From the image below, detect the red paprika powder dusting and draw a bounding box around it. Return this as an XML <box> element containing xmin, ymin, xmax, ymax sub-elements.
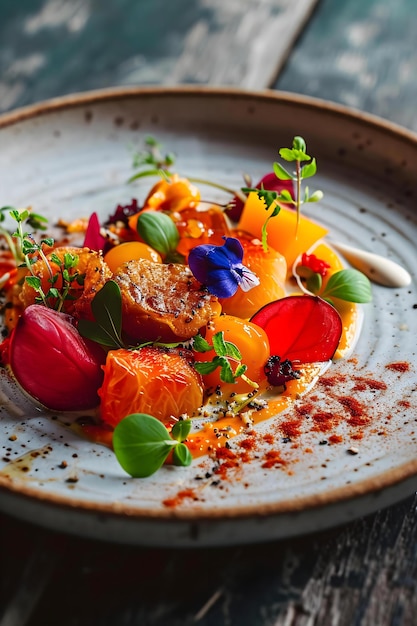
<box><xmin>163</xmin><ymin>488</ymin><xmax>198</xmax><ymax>508</ymax></box>
<box><xmin>262</xmin><ymin>450</ymin><xmax>286</xmax><ymax>469</ymax></box>
<box><xmin>386</xmin><ymin>361</ymin><xmax>410</xmax><ymax>372</ymax></box>
<box><xmin>281</xmin><ymin>419</ymin><xmax>303</xmax><ymax>438</ymax></box>
<box><xmin>328</xmin><ymin>434</ymin><xmax>343</xmax><ymax>444</ymax></box>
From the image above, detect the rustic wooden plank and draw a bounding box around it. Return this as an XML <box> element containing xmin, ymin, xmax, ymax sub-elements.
<box><xmin>4</xmin><ymin>494</ymin><xmax>411</xmax><ymax>625</ymax></box>
<box><xmin>275</xmin><ymin>0</ymin><xmax>417</xmax><ymax>132</ymax></box>
<box><xmin>161</xmin><ymin>0</ymin><xmax>320</xmax><ymax>89</ymax></box>
<box><xmin>0</xmin><ymin>0</ymin><xmax>318</xmax><ymax>113</ymax></box>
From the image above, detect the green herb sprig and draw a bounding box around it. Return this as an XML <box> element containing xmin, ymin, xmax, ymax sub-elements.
<box><xmin>129</xmin><ymin>136</ymin><xmax>176</xmax><ymax>182</ymax></box>
<box><xmin>243</xmin><ymin>136</ymin><xmax>323</xmax><ymax>251</ymax></box>
<box><xmin>193</xmin><ymin>332</ymin><xmax>258</xmax><ymax>388</ymax></box>
<box><xmin>113</xmin><ymin>413</ymin><xmax>192</xmax><ymax>477</ymax></box>
<box><xmin>295</xmin><ymin>265</ymin><xmax>372</xmax><ymax>304</ymax></box>
<box><xmin>129</xmin><ymin>137</ymin><xmax>247</xmax><ymax>204</ymax></box>
<box><xmin>7</xmin><ymin>208</ymin><xmax>82</xmax><ymax>312</ymax></box>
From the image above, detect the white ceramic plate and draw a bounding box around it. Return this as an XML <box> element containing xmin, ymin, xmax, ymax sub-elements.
<box><xmin>0</xmin><ymin>87</ymin><xmax>416</xmax><ymax>547</ymax></box>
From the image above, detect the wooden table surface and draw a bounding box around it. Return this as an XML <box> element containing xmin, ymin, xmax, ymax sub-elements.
<box><xmin>1</xmin><ymin>1</ymin><xmax>417</xmax><ymax>625</ymax></box>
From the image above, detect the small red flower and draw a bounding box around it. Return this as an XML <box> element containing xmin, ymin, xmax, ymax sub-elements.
<box><xmin>300</xmin><ymin>252</ymin><xmax>330</xmax><ymax>277</ymax></box>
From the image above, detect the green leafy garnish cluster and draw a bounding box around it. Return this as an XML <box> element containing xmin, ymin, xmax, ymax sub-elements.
<box><xmin>1</xmin><ymin>207</ymin><xmax>83</xmax><ymax>312</ymax></box>
<box><xmin>193</xmin><ymin>332</ymin><xmax>258</xmax><ymax>388</ymax></box>
<box><xmin>113</xmin><ymin>413</ymin><xmax>192</xmax><ymax>477</ymax></box>
<box><xmin>243</xmin><ymin>136</ymin><xmax>323</xmax><ymax>251</ymax></box>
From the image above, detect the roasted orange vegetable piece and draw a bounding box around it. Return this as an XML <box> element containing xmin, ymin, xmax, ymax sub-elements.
<box><xmin>142</xmin><ymin>174</ymin><xmax>200</xmax><ymax>213</ymax></box>
<box><xmin>174</xmin><ymin>206</ymin><xmax>231</xmax><ymax>260</ymax></box>
<box><xmin>220</xmin><ymin>233</ymin><xmax>287</xmax><ymax>318</ymax></box>
<box><xmin>114</xmin><ymin>258</ymin><xmax>221</xmax><ymax>342</ymax></box>
<box><xmin>98</xmin><ymin>347</ymin><xmax>204</xmax><ymax>427</ymax></box>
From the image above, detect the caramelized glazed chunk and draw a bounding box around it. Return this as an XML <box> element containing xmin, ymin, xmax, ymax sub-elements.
<box><xmin>114</xmin><ymin>258</ymin><xmax>221</xmax><ymax>342</ymax></box>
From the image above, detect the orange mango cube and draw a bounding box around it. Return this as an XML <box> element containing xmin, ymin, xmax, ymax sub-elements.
<box><xmin>237</xmin><ymin>192</ymin><xmax>328</xmax><ymax>268</ymax></box>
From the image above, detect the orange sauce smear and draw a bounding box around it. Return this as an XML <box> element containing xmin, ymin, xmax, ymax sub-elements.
<box><xmin>187</xmin><ymin>364</ymin><xmax>325</xmax><ymax>458</ymax></box>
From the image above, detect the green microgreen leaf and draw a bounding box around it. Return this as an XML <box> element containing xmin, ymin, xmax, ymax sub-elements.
<box><xmin>129</xmin><ymin>136</ymin><xmax>176</xmax><ymax>183</ymax></box>
<box><xmin>273</xmin><ymin>161</ymin><xmax>293</xmax><ymax>180</ymax></box>
<box><xmin>301</xmin><ymin>158</ymin><xmax>317</xmax><ymax>179</ymax></box>
<box><xmin>173</xmin><ymin>443</ymin><xmax>192</xmax><ymax>467</ymax></box>
<box><xmin>322</xmin><ymin>269</ymin><xmax>372</xmax><ymax>303</ymax></box>
<box><xmin>218</xmin><ymin>357</ymin><xmax>236</xmax><ymax>383</ymax></box>
<box><xmin>25</xmin><ymin>276</ymin><xmax>42</xmax><ymax>290</ymax></box>
<box><xmin>193</xmin><ymin>359</ymin><xmax>221</xmax><ymax>376</ymax></box>
<box><xmin>292</xmin><ymin>136</ymin><xmax>307</xmax><ymax>153</ymax></box>
<box><xmin>46</xmin><ymin>287</ymin><xmax>61</xmax><ymax>299</ymax></box>
<box><xmin>308</xmin><ymin>190</ymin><xmax>324</xmax><ymax>203</ymax></box>
<box><xmin>136</xmin><ymin>211</ymin><xmax>179</xmax><ymax>256</ymax></box>
<box><xmin>50</xmin><ymin>253</ymin><xmax>62</xmax><ymax>267</ymax></box>
<box><xmin>276</xmin><ymin>189</ymin><xmax>293</xmax><ymax>203</ymax></box>
<box><xmin>234</xmin><ymin>363</ymin><xmax>248</xmax><ymax>379</ymax></box>
<box><xmin>192</xmin><ymin>334</ymin><xmax>213</xmax><ymax>353</ymax></box>
<box><xmin>306</xmin><ymin>272</ymin><xmax>322</xmax><ymax>293</ymax></box>
<box><xmin>27</xmin><ymin>212</ymin><xmax>48</xmax><ymax>231</ymax></box>
<box><xmin>4</xmin><ymin>207</ymin><xmax>81</xmax><ymax>310</ymax></box>
<box><xmin>171</xmin><ymin>420</ymin><xmax>192</xmax><ymax>442</ymax></box>
<box><xmin>113</xmin><ymin>413</ymin><xmax>177</xmax><ymax>478</ymax></box>
<box><xmin>212</xmin><ymin>331</ymin><xmax>242</xmax><ymax>360</ymax></box>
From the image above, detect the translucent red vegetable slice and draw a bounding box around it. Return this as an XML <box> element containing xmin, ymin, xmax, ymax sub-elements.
<box><xmin>250</xmin><ymin>295</ymin><xmax>342</xmax><ymax>363</ymax></box>
<box><xmin>9</xmin><ymin>305</ymin><xmax>105</xmax><ymax>411</ymax></box>
<box><xmin>83</xmin><ymin>212</ymin><xmax>106</xmax><ymax>251</ymax></box>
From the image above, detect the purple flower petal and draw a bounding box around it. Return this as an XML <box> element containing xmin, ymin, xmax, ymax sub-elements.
<box><xmin>188</xmin><ymin>236</ymin><xmax>258</xmax><ymax>299</ymax></box>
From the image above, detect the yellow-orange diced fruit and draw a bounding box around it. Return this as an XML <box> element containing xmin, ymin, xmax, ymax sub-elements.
<box><xmin>237</xmin><ymin>192</ymin><xmax>328</xmax><ymax>269</ymax></box>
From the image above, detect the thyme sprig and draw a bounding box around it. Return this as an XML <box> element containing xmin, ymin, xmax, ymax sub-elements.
<box><xmin>0</xmin><ymin>205</ymin><xmax>48</xmax><ymax>265</ymax></box>
<box><xmin>7</xmin><ymin>208</ymin><xmax>83</xmax><ymax>312</ymax></box>
<box><xmin>129</xmin><ymin>136</ymin><xmax>246</xmax><ymax>203</ymax></box>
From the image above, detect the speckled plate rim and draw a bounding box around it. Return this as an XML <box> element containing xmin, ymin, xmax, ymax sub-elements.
<box><xmin>0</xmin><ymin>86</ymin><xmax>416</xmax><ymax>537</ymax></box>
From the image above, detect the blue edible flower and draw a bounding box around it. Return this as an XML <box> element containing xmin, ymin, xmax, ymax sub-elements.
<box><xmin>188</xmin><ymin>237</ymin><xmax>259</xmax><ymax>298</ymax></box>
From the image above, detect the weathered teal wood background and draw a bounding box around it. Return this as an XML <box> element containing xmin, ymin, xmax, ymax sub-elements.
<box><xmin>276</xmin><ymin>0</ymin><xmax>417</xmax><ymax>130</ymax></box>
<box><xmin>0</xmin><ymin>0</ymin><xmax>317</xmax><ymax>111</ymax></box>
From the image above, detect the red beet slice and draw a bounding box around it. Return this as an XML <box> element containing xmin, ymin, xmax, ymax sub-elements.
<box><xmin>250</xmin><ymin>295</ymin><xmax>342</xmax><ymax>363</ymax></box>
<box><xmin>9</xmin><ymin>305</ymin><xmax>105</xmax><ymax>411</ymax></box>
